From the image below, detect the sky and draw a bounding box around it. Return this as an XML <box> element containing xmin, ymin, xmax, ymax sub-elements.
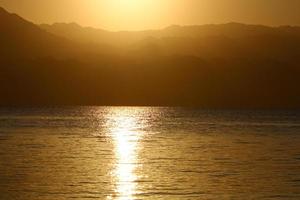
<box><xmin>1</xmin><ymin>0</ymin><xmax>300</xmax><ymax>31</ymax></box>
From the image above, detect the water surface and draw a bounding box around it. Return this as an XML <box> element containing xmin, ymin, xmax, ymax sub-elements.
<box><xmin>0</xmin><ymin>107</ymin><xmax>299</xmax><ymax>199</ymax></box>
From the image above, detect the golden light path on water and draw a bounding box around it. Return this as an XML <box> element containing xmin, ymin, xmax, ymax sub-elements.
<box><xmin>105</xmin><ymin>108</ymin><xmax>146</xmax><ymax>200</ymax></box>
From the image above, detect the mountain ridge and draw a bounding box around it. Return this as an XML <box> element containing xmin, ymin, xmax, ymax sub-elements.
<box><xmin>0</xmin><ymin>6</ymin><xmax>300</xmax><ymax>108</ymax></box>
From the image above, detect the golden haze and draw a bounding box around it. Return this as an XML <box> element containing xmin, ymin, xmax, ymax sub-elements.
<box><xmin>1</xmin><ymin>0</ymin><xmax>300</xmax><ymax>30</ymax></box>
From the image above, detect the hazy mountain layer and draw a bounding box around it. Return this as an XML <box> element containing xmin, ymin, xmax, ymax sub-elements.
<box><xmin>1</xmin><ymin>7</ymin><xmax>300</xmax><ymax>108</ymax></box>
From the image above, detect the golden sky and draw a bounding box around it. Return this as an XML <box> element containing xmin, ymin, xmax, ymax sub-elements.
<box><xmin>1</xmin><ymin>0</ymin><xmax>300</xmax><ymax>31</ymax></box>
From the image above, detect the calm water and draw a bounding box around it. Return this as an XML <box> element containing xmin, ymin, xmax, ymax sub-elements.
<box><xmin>0</xmin><ymin>107</ymin><xmax>299</xmax><ymax>200</ymax></box>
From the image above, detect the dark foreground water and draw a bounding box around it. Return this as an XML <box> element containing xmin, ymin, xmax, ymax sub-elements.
<box><xmin>0</xmin><ymin>107</ymin><xmax>299</xmax><ymax>200</ymax></box>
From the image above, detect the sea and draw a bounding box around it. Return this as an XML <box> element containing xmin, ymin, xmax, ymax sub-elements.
<box><xmin>0</xmin><ymin>107</ymin><xmax>299</xmax><ymax>200</ymax></box>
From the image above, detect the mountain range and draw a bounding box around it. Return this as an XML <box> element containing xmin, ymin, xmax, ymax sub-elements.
<box><xmin>1</xmin><ymin>7</ymin><xmax>300</xmax><ymax>108</ymax></box>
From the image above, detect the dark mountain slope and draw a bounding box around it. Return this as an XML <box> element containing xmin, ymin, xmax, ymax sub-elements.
<box><xmin>0</xmin><ymin>7</ymin><xmax>114</xmax><ymax>61</ymax></box>
<box><xmin>0</xmin><ymin>8</ymin><xmax>78</xmax><ymax>60</ymax></box>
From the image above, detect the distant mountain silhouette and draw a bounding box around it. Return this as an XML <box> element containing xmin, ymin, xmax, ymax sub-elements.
<box><xmin>41</xmin><ymin>21</ymin><xmax>300</xmax><ymax>62</ymax></box>
<box><xmin>0</xmin><ymin>8</ymin><xmax>78</xmax><ymax>60</ymax></box>
<box><xmin>1</xmin><ymin>7</ymin><xmax>300</xmax><ymax>108</ymax></box>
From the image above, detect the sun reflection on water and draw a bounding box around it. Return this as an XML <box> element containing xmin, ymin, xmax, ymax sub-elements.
<box><xmin>105</xmin><ymin>108</ymin><xmax>145</xmax><ymax>200</ymax></box>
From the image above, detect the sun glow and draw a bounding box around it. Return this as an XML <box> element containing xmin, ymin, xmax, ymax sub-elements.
<box><xmin>98</xmin><ymin>0</ymin><xmax>166</xmax><ymax>30</ymax></box>
<box><xmin>107</xmin><ymin>0</ymin><xmax>155</xmax><ymax>13</ymax></box>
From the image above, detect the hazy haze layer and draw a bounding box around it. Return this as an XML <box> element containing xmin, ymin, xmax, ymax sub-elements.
<box><xmin>1</xmin><ymin>0</ymin><xmax>300</xmax><ymax>31</ymax></box>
